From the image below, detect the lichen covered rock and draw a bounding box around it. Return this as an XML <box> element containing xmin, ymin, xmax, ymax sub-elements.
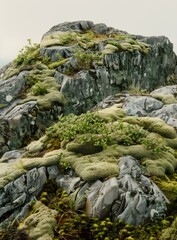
<box><xmin>18</xmin><ymin>201</ymin><xmax>57</xmax><ymax>240</ymax></box>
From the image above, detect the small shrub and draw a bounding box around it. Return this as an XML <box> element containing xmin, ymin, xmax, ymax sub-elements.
<box><xmin>13</xmin><ymin>39</ymin><xmax>51</xmax><ymax>67</ymax></box>
<box><xmin>74</xmin><ymin>49</ymin><xmax>101</xmax><ymax>70</ymax></box>
<box><xmin>59</xmin><ymin>32</ymin><xmax>78</xmax><ymax>45</ymax></box>
<box><xmin>112</xmin><ymin>122</ymin><xmax>148</xmax><ymax>145</ymax></box>
<box><xmin>30</xmin><ymin>82</ymin><xmax>48</xmax><ymax>96</ymax></box>
<box><xmin>46</xmin><ymin>112</ymin><xmax>110</xmax><ymax>149</ymax></box>
<box><xmin>143</xmin><ymin>138</ymin><xmax>170</xmax><ymax>153</ymax></box>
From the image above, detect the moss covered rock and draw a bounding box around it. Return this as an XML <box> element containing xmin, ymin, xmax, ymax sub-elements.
<box><xmin>66</xmin><ymin>134</ymin><xmax>103</xmax><ymax>155</ymax></box>
<box><xmin>78</xmin><ymin>162</ymin><xmax>118</xmax><ymax>182</ymax></box>
<box><xmin>123</xmin><ymin>116</ymin><xmax>177</xmax><ymax>139</ymax></box>
<box><xmin>18</xmin><ymin>201</ymin><xmax>57</xmax><ymax>240</ymax></box>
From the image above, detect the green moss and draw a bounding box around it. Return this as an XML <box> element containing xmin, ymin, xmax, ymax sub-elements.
<box><xmin>78</xmin><ymin>162</ymin><xmax>118</xmax><ymax>182</ymax></box>
<box><xmin>74</xmin><ymin>49</ymin><xmax>101</xmax><ymax>70</ymax></box>
<box><xmin>0</xmin><ymin>103</ymin><xmax>8</xmax><ymax>109</ymax></box>
<box><xmin>18</xmin><ymin>201</ymin><xmax>57</xmax><ymax>239</ymax></box>
<box><xmin>114</xmin><ymin>144</ymin><xmax>153</xmax><ymax>160</ymax></box>
<box><xmin>142</xmin><ymin>150</ymin><xmax>177</xmax><ymax>178</ymax></box>
<box><xmin>30</xmin><ymin>82</ymin><xmax>48</xmax><ymax>96</ymax></box>
<box><xmin>123</xmin><ymin>116</ymin><xmax>177</xmax><ymax>139</ymax></box>
<box><xmin>151</xmin><ymin>93</ymin><xmax>177</xmax><ymax>104</ymax></box>
<box><xmin>160</xmin><ymin>217</ymin><xmax>177</xmax><ymax>240</ymax></box>
<box><xmin>37</xmin><ymin>90</ymin><xmax>65</xmax><ymax>110</ymax></box>
<box><xmin>48</xmin><ymin>58</ymin><xmax>69</xmax><ymax>69</ymax></box>
<box><xmin>97</xmin><ymin>104</ymin><xmax>126</xmax><ymax>122</ymax></box>
<box><xmin>131</xmin><ymin>44</ymin><xmax>142</xmax><ymax>51</ymax></box>
<box><xmin>21</xmin><ymin>154</ymin><xmax>60</xmax><ymax>170</ymax></box>
<box><xmin>3</xmin><ymin>67</ymin><xmax>20</xmax><ymax>80</ymax></box>
<box><xmin>156</xmin><ymin>179</ymin><xmax>177</xmax><ymax>203</ymax></box>
<box><xmin>165</xmin><ymin>137</ymin><xmax>177</xmax><ymax>149</ymax></box>
<box><xmin>66</xmin><ymin>134</ymin><xmax>103</xmax><ymax>155</ymax></box>
<box><xmin>26</xmin><ymin>136</ymin><xmax>47</xmax><ymax>153</ymax></box>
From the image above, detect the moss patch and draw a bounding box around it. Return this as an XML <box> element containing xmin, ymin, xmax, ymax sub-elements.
<box><xmin>97</xmin><ymin>104</ymin><xmax>126</xmax><ymax>122</ymax></box>
<box><xmin>123</xmin><ymin>116</ymin><xmax>177</xmax><ymax>139</ymax></box>
<box><xmin>66</xmin><ymin>134</ymin><xmax>103</xmax><ymax>155</ymax></box>
<box><xmin>151</xmin><ymin>93</ymin><xmax>177</xmax><ymax>104</ymax></box>
<box><xmin>18</xmin><ymin>201</ymin><xmax>57</xmax><ymax>240</ymax></box>
<box><xmin>78</xmin><ymin>162</ymin><xmax>118</xmax><ymax>182</ymax></box>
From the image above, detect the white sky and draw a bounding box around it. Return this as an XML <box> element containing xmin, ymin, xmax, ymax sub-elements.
<box><xmin>0</xmin><ymin>0</ymin><xmax>177</xmax><ymax>67</ymax></box>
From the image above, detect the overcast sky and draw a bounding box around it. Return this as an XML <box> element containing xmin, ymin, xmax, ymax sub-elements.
<box><xmin>0</xmin><ymin>0</ymin><xmax>177</xmax><ymax>67</ymax></box>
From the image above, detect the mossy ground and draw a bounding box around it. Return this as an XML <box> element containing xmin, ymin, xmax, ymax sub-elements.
<box><xmin>1</xmin><ymin>181</ymin><xmax>175</xmax><ymax>240</ymax></box>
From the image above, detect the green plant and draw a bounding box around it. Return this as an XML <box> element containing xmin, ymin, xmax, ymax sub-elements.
<box><xmin>59</xmin><ymin>32</ymin><xmax>78</xmax><ymax>45</ymax></box>
<box><xmin>13</xmin><ymin>39</ymin><xmax>51</xmax><ymax>67</ymax></box>
<box><xmin>30</xmin><ymin>82</ymin><xmax>48</xmax><ymax>96</ymax></box>
<box><xmin>143</xmin><ymin>138</ymin><xmax>170</xmax><ymax>153</ymax></box>
<box><xmin>74</xmin><ymin>49</ymin><xmax>101</xmax><ymax>70</ymax></box>
<box><xmin>46</xmin><ymin>112</ymin><xmax>110</xmax><ymax>149</ymax></box>
<box><xmin>59</xmin><ymin>159</ymin><xmax>71</xmax><ymax>173</ymax></box>
<box><xmin>112</xmin><ymin>122</ymin><xmax>148</xmax><ymax>146</ymax></box>
<box><xmin>48</xmin><ymin>58</ymin><xmax>68</xmax><ymax>69</ymax></box>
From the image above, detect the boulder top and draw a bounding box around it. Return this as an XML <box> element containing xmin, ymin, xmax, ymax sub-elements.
<box><xmin>43</xmin><ymin>20</ymin><xmax>127</xmax><ymax>37</ymax></box>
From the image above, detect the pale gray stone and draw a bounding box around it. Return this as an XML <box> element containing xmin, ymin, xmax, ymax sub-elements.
<box><xmin>92</xmin><ymin>177</ymin><xmax>119</xmax><ymax>219</ymax></box>
<box><xmin>47</xmin><ymin>165</ymin><xmax>60</xmax><ymax>179</ymax></box>
<box><xmin>122</xmin><ymin>96</ymin><xmax>164</xmax><ymax>116</ymax></box>
<box><xmin>57</xmin><ymin>176</ymin><xmax>81</xmax><ymax>193</ymax></box>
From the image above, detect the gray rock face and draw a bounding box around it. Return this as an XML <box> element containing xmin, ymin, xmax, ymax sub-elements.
<box><xmin>52</xmin><ymin>38</ymin><xmax>176</xmax><ymax>114</ymax></box>
<box><xmin>57</xmin><ymin>156</ymin><xmax>168</xmax><ymax>226</ymax></box>
<box><xmin>150</xmin><ymin>103</ymin><xmax>177</xmax><ymax>129</ymax></box>
<box><xmin>0</xmin><ymin>71</ymin><xmax>27</xmax><ymax>105</ymax></box>
<box><xmin>0</xmin><ymin>63</ymin><xmax>64</xmax><ymax>157</ymax></box>
<box><xmin>0</xmin><ymin>161</ymin><xmax>60</xmax><ymax>226</ymax></box>
<box><xmin>55</xmin><ymin>69</ymin><xmax>110</xmax><ymax>114</ymax></box>
<box><xmin>123</xmin><ymin>96</ymin><xmax>164</xmax><ymax>116</ymax></box>
<box><xmin>44</xmin><ymin>21</ymin><xmax>95</xmax><ymax>35</ymax></box>
<box><xmin>112</xmin><ymin>156</ymin><xmax>168</xmax><ymax>225</ymax></box>
<box><xmin>38</xmin><ymin>21</ymin><xmax>177</xmax><ymax>114</ymax></box>
<box><xmin>0</xmin><ymin>21</ymin><xmax>176</xmax><ymax>229</ymax></box>
<box><xmin>40</xmin><ymin>46</ymin><xmax>76</xmax><ymax>62</ymax></box>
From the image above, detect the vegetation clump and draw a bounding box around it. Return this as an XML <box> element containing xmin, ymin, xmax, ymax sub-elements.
<box><xmin>30</xmin><ymin>82</ymin><xmax>48</xmax><ymax>96</ymax></box>
<box><xmin>4</xmin><ymin>180</ymin><xmax>172</xmax><ymax>240</ymax></box>
<box><xmin>74</xmin><ymin>49</ymin><xmax>102</xmax><ymax>70</ymax></box>
<box><xmin>46</xmin><ymin>112</ymin><xmax>111</xmax><ymax>149</ymax></box>
<box><xmin>13</xmin><ymin>39</ymin><xmax>50</xmax><ymax>67</ymax></box>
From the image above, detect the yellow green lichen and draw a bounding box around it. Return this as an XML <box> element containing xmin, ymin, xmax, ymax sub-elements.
<box><xmin>123</xmin><ymin>116</ymin><xmax>176</xmax><ymax>139</ymax></box>
<box><xmin>78</xmin><ymin>162</ymin><xmax>118</xmax><ymax>182</ymax></box>
<box><xmin>18</xmin><ymin>201</ymin><xmax>57</xmax><ymax>240</ymax></box>
<box><xmin>48</xmin><ymin>58</ymin><xmax>69</xmax><ymax>69</ymax></box>
<box><xmin>97</xmin><ymin>104</ymin><xmax>126</xmax><ymax>122</ymax></box>
<box><xmin>3</xmin><ymin>67</ymin><xmax>20</xmax><ymax>80</ymax></box>
<box><xmin>151</xmin><ymin>93</ymin><xmax>177</xmax><ymax>104</ymax></box>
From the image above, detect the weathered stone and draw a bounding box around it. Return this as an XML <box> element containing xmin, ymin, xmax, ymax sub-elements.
<box><xmin>85</xmin><ymin>180</ymin><xmax>102</xmax><ymax>217</ymax></box>
<box><xmin>40</xmin><ymin>45</ymin><xmax>76</xmax><ymax>61</ymax></box>
<box><xmin>122</xmin><ymin>96</ymin><xmax>164</xmax><ymax>116</ymax></box>
<box><xmin>0</xmin><ymin>150</ymin><xmax>25</xmax><ymax>163</ymax></box>
<box><xmin>150</xmin><ymin>103</ymin><xmax>177</xmax><ymax>129</ymax></box>
<box><xmin>111</xmin><ymin>156</ymin><xmax>168</xmax><ymax>225</ymax></box>
<box><xmin>57</xmin><ymin>176</ymin><xmax>81</xmax><ymax>194</ymax></box>
<box><xmin>47</xmin><ymin>165</ymin><xmax>60</xmax><ymax>179</ymax></box>
<box><xmin>0</xmin><ymin>100</ymin><xmax>63</xmax><ymax>157</ymax></box>
<box><xmin>0</xmin><ymin>71</ymin><xmax>27</xmax><ymax>105</ymax></box>
<box><xmin>92</xmin><ymin>177</ymin><xmax>119</xmax><ymax>219</ymax></box>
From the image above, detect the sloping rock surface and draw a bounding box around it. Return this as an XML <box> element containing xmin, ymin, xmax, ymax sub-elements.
<box><xmin>0</xmin><ymin>21</ymin><xmax>177</xmax><ymax>238</ymax></box>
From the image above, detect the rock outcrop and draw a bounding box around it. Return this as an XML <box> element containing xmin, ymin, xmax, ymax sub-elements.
<box><xmin>0</xmin><ymin>20</ymin><xmax>177</xmax><ymax>239</ymax></box>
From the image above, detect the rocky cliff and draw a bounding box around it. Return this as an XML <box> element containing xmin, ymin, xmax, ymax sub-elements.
<box><xmin>0</xmin><ymin>21</ymin><xmax>177</xmax><ymax>240</ymax></box>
